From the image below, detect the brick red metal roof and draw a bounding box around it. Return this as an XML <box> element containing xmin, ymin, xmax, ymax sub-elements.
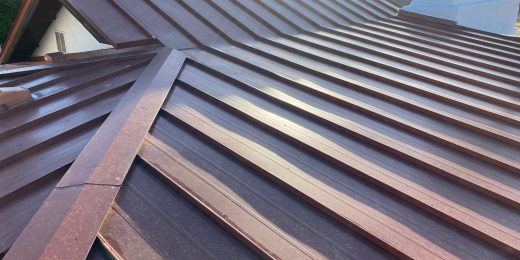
<box><xmin>2</xmin><ymin>0</ymin><xmax>520</xmax><ymax>259</ymax></box>
<box><xmin>0</xmin><ymin>47</ymin><xmax>155</xmax><ymax>257</ymax></box>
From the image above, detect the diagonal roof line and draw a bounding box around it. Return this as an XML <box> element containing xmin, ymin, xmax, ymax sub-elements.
<box><xmin>4</xmin><ymin>47</ymin><xmax>186</xmax><ymax>260</ymax></box>
<box><xmin>0</xmin><ymin>44</ymin><xmax>160</xmax><ymax>78</ymax></box>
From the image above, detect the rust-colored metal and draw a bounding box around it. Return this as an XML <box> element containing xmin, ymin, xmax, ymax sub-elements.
<box><xmin>2</xmin><ymin>0</ymin><xmax>520</xmax><ymax>259</ymax></box>
<box><xmin>4</xmin><ymin>48</ymin><xmax>186</xmax><ymax>259</ymax></box>
<box><xmin>0</xmin><ymin>48</ymin><xmax>154</xmax><ymax>255</ymax></box>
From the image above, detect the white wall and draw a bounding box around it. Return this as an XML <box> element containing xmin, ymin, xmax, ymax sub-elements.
<box><xmin>32</xmin><ymin>7</ymin><xmax>111</xmax><ymax>57</ymax></box>
<box><xmin>403</xmin><ymin>0</ymin><xmax>520</xmax><ymax>35</ymax></box>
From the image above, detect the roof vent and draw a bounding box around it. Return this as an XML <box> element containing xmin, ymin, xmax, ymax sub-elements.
<box><xmin>0</xmin><ymin>87</ymin><xmax>32</xmax><ymax>111</ymax></box>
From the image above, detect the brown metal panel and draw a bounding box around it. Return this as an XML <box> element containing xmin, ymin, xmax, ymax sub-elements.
<box><xmin>203</xmin><ymin>44</ymin><xmax>520</xmax><ymax>146</ymax></box>
<box><xmin>244</xmin><ymin>40</ymin><xmax>520</xmax><ymax>126</ymax></box>
<box><xmin>0</xmin><ymin>166</ymin><xmax>65</xmax><ymax>255</ymax></box>
<box><xmin>65</xmin><ymin>0</ymin><xmax>153</xmax><ymax>46</ymax></box>
<box><xmin>147</xmin><ymin>0</ymin><xmax>227</xmax><ymax>46</ymax></box>
<box><xmin>112</xmin><ymin>0</ymin><xmax>197</xmax><ymax>49</ymax></box>
<box><xmin>98</xmin><ymin>207</ymin><xmax>164</xmax><ymax>260</ymax></box>
<box><xmin>290</xmin><ymin>34</ymin><xmax>520</xmax><ymax>95</ymax></box>
<box><xmin>0</xmin><ymin>59</ymin><xmax>147</xmax><ymax>139</ymax></box>
<box><xmin>158</xmin><ymin>82</ymin><xmax>513</xmax><ymax>258</ymax></box>
<box><xmin>0</xmin><ymin>49</ymin><xmax>154</xmax><ymax>78</ymax></box>
<box><xmin>144</xmin><ymin>117</ymin><xmax>396</xmax><ymax>259</ymax></box>
<box><xmin>181</xmin><ymin>0</ymin><xmax>255</xmax><ymax>42</ymax></box>
<box><xmin>143</xmin><ymin>115</ymin><xmax>395</xmax><ymax>259</ymax></box>
<box><xmin>4</xmin><ymin>184</ymin><xmax>120</xmax><ymax>260</ymax></box>
<box><xmin>57</xmin><ymin>48</ymin><xmax>185</xmax><ymax>187</ymax></box>
<box><xmin>0</xmin><ymin>120</ymin><xmax>101</xmax><ymax>204</ymax></box>
<box><xmin>185</xmin><ymin>50</ymin><xmax>520</xmax><ymax>173</ymax></box>
<box><xmin>388</xmin><ymin>15</ymin><xmax>520</xmax><ymax>52</ymax></box>
<box><xmin>168</xmin><ymin>67</ymin><xmax>520</xmax><ymax>255</ymax></box>
<box><xmin>0</xmin><ymin>92</ymin><xmax>123</xmax><ymax>166</ymax></box>
<box><xmin>0</xmin><ymin>54</ymin><xmax>149</xmax><ymax>249</ymax></box>
<box><xmin>306</xmin><ymin>30</ymin><xmax>520</xmax><ymax>85</ymax></box>
<box><xmin>357</xmin><ymin>21</ymin><xmax>520</xmax><ymax>66</ymax></box>
<box><xmin>0</xmin><ymin>50</ymin><xmax>154</xmax><ymax>255</ymax></box>
<box><xmin>180</xmin><ymin>58</ymin><xmax>520</xmax><ymax>202</ymax></box>
<box><xmin>334</xmin><ymin>24</ymin><xmax>520</xmax><ymax>75</ymax></box>
<box><xmin>140</xmin><ymin>137</ymin><xmax>319</xmax><ymax>259</ymax></box>
<box><xmin>162</xmin><ymin>85</ymin><xmax>454</xmax><ymax>259</ymax></box>
<box><xmin>105</xmin><ymin>159</ymin><xmax>261</xmax><ymax>259</ymax></box>
<box><xmin>2</xmin><ymin>1</ymin><xmax>520</xmax><ymax>258</ymax></box>
<box><xmin>357</xmin><ymin>26</ymin><xmax>519</xmax><ymax>67</ymax></box>
<box><xmin>209</xmin><ymin>0</ymin><xmax>278</xmax><ymax>38</ymax></box>
<box><xmin>4</xmin><ymin>48</ymin><xmax>185</xmax><ymax>260</ymax></box>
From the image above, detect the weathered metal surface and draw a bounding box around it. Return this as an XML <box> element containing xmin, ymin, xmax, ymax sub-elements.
<box><xmin>2</xmin><ymin>0</ymin><xmax>520</xmax><ymax>259</ymax></box>
<box><xmin>56</xmin><ymin>48</ymin><xmax>185</xmax><ymax>187</ymax></box>
<box><xmin>4</xmin><ymin>48</ymin><xmax>185</xmax><ymax>259</ymax></box>
<box><xmin>0</xmin><ymin>49</ymin><xmax>153</xmax><ymax>255</ymax></box>
<box><xmin>98</xmin><ymin>207</ymin><xmax>164</xmax><ymax>260</ymax></box>
<box><xmin>89</xmin><ymin>1</ymin><xmax>519</xmax><ymax>258</ymax></box>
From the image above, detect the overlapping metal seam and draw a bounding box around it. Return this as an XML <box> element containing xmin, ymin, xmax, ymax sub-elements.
<box><xmin>171</xmin><ymin>69</ymin><xmax>520</xmax><ymax>255</ymax></box>
<box><xmin>4</xmin><ymin>48</ymin><xmax>186</xmax><ymax>260</ymax></box>
<box><xmin>0</xmin><ymin>51</ymin><xmax>157</xmax><ymax>255</ymax></box>
<box><xmin>3</xmin><ymin>0</ymin><xmax>520</xmax><ymax>258</ymax></box>
<box><xmin>148</xmin><ymin>1</ymin><xmax>520</xmax><ymax>256</ymax></box>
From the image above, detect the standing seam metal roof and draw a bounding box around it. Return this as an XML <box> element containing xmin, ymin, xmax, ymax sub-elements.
<box><xmin>1</xmin><ymin>0</ymin><xmax>520</xmax><ymax>259</ymax></box>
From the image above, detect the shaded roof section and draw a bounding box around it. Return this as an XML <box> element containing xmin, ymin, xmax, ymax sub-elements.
<box><xmin>2</xmin><ymin>0</ymin><xmax>520</xmax><ymax>259</ymax></box>
<box><xmin>0</xmin><ymin>46</ymin><xmax>156</xmax><ymax>256</ymax></box>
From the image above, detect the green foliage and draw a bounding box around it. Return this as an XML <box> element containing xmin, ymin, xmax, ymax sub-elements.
<box><xmin>0</xmin><ymin>0</ymin><xmax>22</xmax><ymax>45</ymax></box>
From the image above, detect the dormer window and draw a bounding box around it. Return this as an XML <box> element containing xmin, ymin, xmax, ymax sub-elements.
<box><xmin>55</xmin><ymin>31</ymin><xmax>66</xmax><ymax>53</ymax></box>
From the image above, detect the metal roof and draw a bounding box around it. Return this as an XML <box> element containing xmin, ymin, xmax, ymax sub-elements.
<box><xmin>0</xmin><ymin>47</ymin><xmax>155</xmax><ymax>257</ymax></box>
<box><xmin>1</xmin><ymin>0</ymin><xmax>520</xmax><ymax>259</ymax></box>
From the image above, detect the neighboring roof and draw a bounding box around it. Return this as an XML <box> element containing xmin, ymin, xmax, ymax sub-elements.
<box><xmin>2</xmin><ymin>0</ymin><xmax>520</xmax><ymax>259</ymax></box>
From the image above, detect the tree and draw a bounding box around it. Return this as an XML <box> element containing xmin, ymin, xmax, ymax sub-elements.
<box><xmin>0</xmin><ymin>0</ymin><xmax>23</xmax><ymax>45</ymax></box>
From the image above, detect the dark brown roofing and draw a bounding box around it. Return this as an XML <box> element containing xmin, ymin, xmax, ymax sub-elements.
<box><xmin>0</xmin><ymin>46</ymin><xmax>155</xmax><ymax>256</ymax></box>
<box><xmin>2</xmin><ymin>0</ymin><xmax>520</xmax><ymax>259</ymax></box>
<box><xmin>5</xmin><ymin>48</ymin><xmax>185</xmax><ymax>260</ymax></box>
